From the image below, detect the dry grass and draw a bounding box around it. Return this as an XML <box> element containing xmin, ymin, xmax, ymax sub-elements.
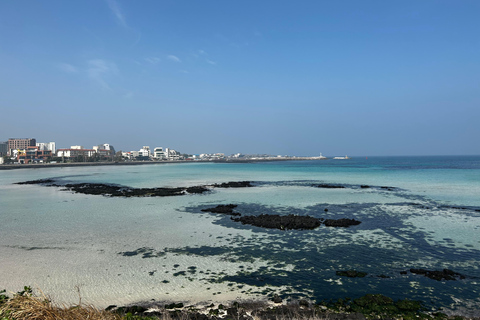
<box><xmin>0</xmin><ymin>291</ymin><xmax>121</xmax><ymax>320</ymax></box>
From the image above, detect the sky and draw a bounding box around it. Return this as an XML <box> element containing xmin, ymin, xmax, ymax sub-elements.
<box><xmin>0</xmin><ymin>1</ymin><xmax>479</xmax><ymax>156</ymax></box>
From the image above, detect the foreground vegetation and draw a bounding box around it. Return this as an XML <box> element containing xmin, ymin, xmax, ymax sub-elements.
<box><xmin>0</xmin><ymin>287</ymin><xmax>477</xmax><ymax>320</ymax></box>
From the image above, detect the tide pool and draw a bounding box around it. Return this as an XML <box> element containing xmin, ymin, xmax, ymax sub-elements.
<box><xmin>0</xmin><ymin>156</ymin><xmax>479</xmax><ymax>312</ymax></box>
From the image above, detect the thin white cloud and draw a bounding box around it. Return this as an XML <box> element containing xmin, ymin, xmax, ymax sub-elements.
<box><xmin>198</xmin><ymin>50</ymin><xmax>207</xmax><ymax>55</ymax></box>
<box><xmin>106</xmin><ymin>0</ymin><xmax>127</xmax><ymax>28</ymax></box>
<box><xmin>144</xmin><ymin>57</ymin><xmax>161</xmax><ymax>64</ymax></box>
<box><xmin>58</xmin><ymin>63</ymin><xmax>78</xmax><ymax>73</ymax></box>
<box><xmin>167</xmin><ymin>55</ymin><xmax>181</xmax><ymax>63</ymax></box>
<box><xmin>206</xmin><ymin>59</ymin><xmax>216</xmax><ymax>65</ymax></box>
<box><xmin>179</xmin><ymin>70</ymin><xmax>189</xmax><ymax>74</ymax></box>
<box><xmin>123</xmin><ymin>91</ymin><xmax>134</xmax><ymax>99</ymax></box>
<box><xmin>87</xmin><ymin>59</ymin><xmax>118</xmax><ymax>90</ymax></box>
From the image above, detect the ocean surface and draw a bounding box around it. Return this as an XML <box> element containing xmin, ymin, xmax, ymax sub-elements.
<box><xmin>1</xmin><ymin>156</ymin><xmax>479</xmax><ymax>313</ymax></box>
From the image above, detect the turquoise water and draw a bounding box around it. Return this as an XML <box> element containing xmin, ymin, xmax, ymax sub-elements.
<box><xmin>0</xmin><ymin>156</ymin><xmax>479</xmax><ymax>313</ymax></box>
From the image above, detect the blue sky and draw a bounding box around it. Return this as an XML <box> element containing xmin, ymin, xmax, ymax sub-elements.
<box><xmin>0</xmin><ymin>1</ymin><xmax>478</xmax><ymax>156</ymax></box>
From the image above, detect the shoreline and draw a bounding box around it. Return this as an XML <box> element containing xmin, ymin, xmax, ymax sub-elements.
<box><xmin>0</xmin><ymin>157</ymin><xmax>327</xmax><ymax>170</ymax></box>
<box><xmin>3</xmin><ymin>287</ymin><xmax>479</xmax><ymax>319</ymax></box>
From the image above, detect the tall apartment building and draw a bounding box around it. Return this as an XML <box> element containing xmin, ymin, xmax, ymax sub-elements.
<box><xmin>0</xmin><ymin>141</ymin><xmax>7</xmax><ymax>156</ymax></box>
<box><xmin>8</xmin><ymin>138</ymin><xmax>36</xmax><ymax>156</ymax></box>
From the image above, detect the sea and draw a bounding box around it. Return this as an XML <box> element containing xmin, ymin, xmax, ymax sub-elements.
<box><xmin>0</xmin><ymin>156</ymin><xmax>479</xmax><ymax>314</ymax></box>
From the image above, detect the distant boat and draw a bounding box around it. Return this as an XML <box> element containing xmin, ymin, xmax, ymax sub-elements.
<box><xmin>333</xmin><ymin>155</ymin><xmax>350</xmax><ymax>160</ymax></box>
<box><xmin>318</xmin><ymin>153</ymin><xmax>327</xmax><ymax>159</ymax></box>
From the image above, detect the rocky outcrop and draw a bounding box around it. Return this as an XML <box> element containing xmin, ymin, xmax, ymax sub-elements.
<box><xmin>233</xmin><ymin>214</ymin><xmax>321</xmax><ymax>230</ymax></box>
<box><xmin>336</xmin><ymin>270</ymin><xmax>368</xmax><ymax>278</ymax></box>
<box><xmin>324</xmin><ymin>218</ymin><xmax>361</xmax><ymax>228</ymax></box>
<box><xmin>314</xmin><ymin>184</ymin><xmax>345</xmax><ymax>189</ymax></box>
<box><xmin>15</xmin><ymin>179</ymin><xmax>254</xmax><ymax>197</ymax></box>
<box><xmin>15</xmin><ymin>179</ymin><xmax>56</xmax><ymax>185</ymax></box>
<box><xmin>211</xmin><ymin>181</ymin><xmax>253</xmax><ymax>188</ymax></box>
<box><xmin>409</xmin><ymin>268</ymin><xmax>465</xmax><ymax>281</ymax></box>
<box><xmin>63</xmin><ymin>183</ymin><xmax>194</xmax><ymax>197</ymax></box>
<box><xmin>201</xmin><ymin>204</ymin><xmax>240</xmax><ymax>216</ymax></box>
<box><xmin>16</xmin><ymin>180</ymin><xmax>213</xmax><ymax>197</ymax></box>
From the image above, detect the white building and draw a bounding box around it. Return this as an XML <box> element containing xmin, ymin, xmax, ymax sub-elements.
<box><xmin>154</xmin><ymin>147</ymin><xmax>167</xmax><ymax>160</ymax></box>
<box><xmin>57</xmin><ymin>148</ymin><xmax>96</xmax><ymax>158</ymax></box>
<box><xmin>165</xmin><ymin>148</ymin><xmax>181</xmax><ymax>160</ymax></box>
<box><xmin>36</xmin><ymin>142</ymin><xmax>56</xmax><ymax>153</ymax></box>
<box><xmin>122</xmin><ymin>151</ymin><xmax>133</xmax><ymax>159</ymax></box>
<box><xmin>131</xmin><ymin>151</ymin><xmax>140</xmax><ymax>158</ymax></box>
<box><xmin>138</xmin><ymin>146</ymin><xmax>150</xmax><ymax>158</ymax></box>
<box><xmin>92</xmin><ymin>144</ymin><xmax>116</xmax><ymax>157</ymax></box>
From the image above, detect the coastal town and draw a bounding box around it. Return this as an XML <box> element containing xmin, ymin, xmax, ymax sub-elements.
<box><xmin>0</xmin><ymin>137</ymin><xmax>329</xmax><ymax>166</ymax></box>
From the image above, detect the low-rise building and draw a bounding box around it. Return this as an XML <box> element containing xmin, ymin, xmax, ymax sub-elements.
<box><xmin>139</xmin><ymin>146</ymin><xmax>151</xmax><ymax>158</ymax></box>
<box><xmin>165</xmin><ymin>148</ymin><xmax>181</xmax><ymax>160</ymax></box>
<box><xmin>36</xmin><ymin>142</ymin><xmax>56</xmax><ymax>153</ymax></box>
<box><xmin>93</xmin><ymin>144</ymin><xmax>116</xmax><ymax>156</ymax></box>
<box><xmin>57</xmin><ymin>148</ymin><xmax>96</xmax><ymax>158</ymax></box>
<box><xmin>154</xmin><ymin>147</ymin><xmax>167</xmax><ymax>160</ymax></box>
<box><xmin>17</xmin><ymin>146</ymin><xmax>53</xmax><ymax>164</ymax></box>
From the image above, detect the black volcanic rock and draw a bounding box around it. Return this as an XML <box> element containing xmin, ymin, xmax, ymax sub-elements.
<box><xmin>201</xmin><ymin>204</ymin><xmax>240</xmax><ymax>216</ymax></box>
<box><xmin>380</xmin><ymin>186</ymin><xmax>396</xmax><ymax>191</ymax></box>
<box><xmin>186</xmin><ymin>186</ymin><xmax>210</xmax><ymax>194</ymax></box>
<box><xmin>314</xmin><ymin>184</ymin><xmax>345</xmax><ymax>189</ymax></box>
<box><xmin>233</xmin><ymin>214</ymin><xmax>321</xmax><ymax>230</ymax></box>
<box><xmin>324</xmin><ymin>218</ymin><xmax>362</xmax><ymax>228</ymax></box>
<box><xmin>59</xmin><ymin>183</ymin><xmax>211</xmax><ymax>197</ymax></box>
<box><xmin>212</xmin><ymin>181</ymin><xmax>253</xmax><ymax>188</ymax></box>
<box><xmin>336</xmin><ymin>270</ymin><xmax>368</xmax><ymax>278</ymax></box>
<box><xmin>15</xmin><ymin>179</ymin><xmax>56</xmax><ymax>185</ymax></box>
<box><xmin>409</xmin><ymin>268</ymin><xmax>465</xmax><ymax>281</ymax></box>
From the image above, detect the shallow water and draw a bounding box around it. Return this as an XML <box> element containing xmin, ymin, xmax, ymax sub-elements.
<box><xmin>0</xmin><ymin>156</ymin><xmax>479</xmax><ymax>312</ymax></box>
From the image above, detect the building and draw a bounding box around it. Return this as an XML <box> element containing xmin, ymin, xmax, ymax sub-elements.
<box><xmin>8</xmin><ymin>138</ymin><xmax>36</xmax><ymax>156</ymax></box>
<box><xmin>93</xmin><ymin>143</ymin><xmax>116</xmax><ymax>156</ymax></box>
<box><xmin>36</xmin><ymin>142</ymin><xmax>56</xmax><ymax>153</ymax></box>
<box><xmin>17</xmin><ymin>146</ymin><xmax>53</xmax><ymax>164</ymax></box>
<box><xmin>138</xmin><ymin>146</ymin><xmax>150</xmax><ymax>158</ymax></box>
<box><xmin>154</xmin><ymin>147</ymin><xmax>167</xmax><ymax>160</ymax></box>
<box><xmin>122</xmin><ymin>151</ymin><xmax>133</xmax><ymax>160</ymax></box>
<box><xmin>57</xmin><ymin>148</ymin><xmax>96</xmax><ymax>159</ymax></box>
<box><xmin>0</xmin><ymin>141</ymin><xmax>7</xmax><ymax>157</ymax></box>
<box><xmin>165</xmin><ymin>148</ymin><xmax>181</xmax><ymax>160</ymax></box>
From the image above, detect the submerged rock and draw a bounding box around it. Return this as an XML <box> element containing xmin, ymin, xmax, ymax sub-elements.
<box><xmin>324</xmin><ymin>218</ymin><xmax>361</xmax><ymax>228</ymax></box>
<box><xmin>380</xmin><ymin>186</ymin><xmax>396</xmax><ymax>191</ymax></box>
<box><xmin>233</xmin><ymin>214</ymin><xmax>321</xmax><ymax>230</ymax></box>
